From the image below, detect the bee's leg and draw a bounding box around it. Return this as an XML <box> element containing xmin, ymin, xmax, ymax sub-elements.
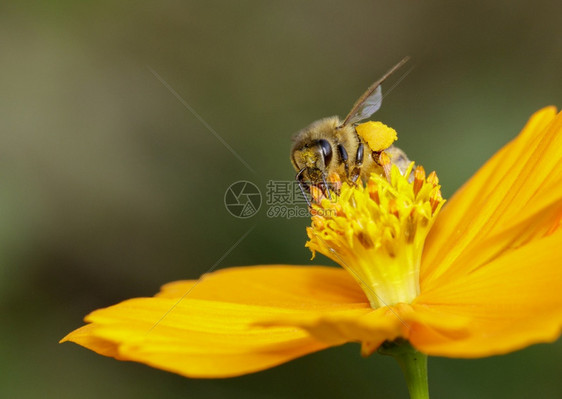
<box><xmin>356</xmin><ymin>143</ymin><xmax>364</xmax><ymax>166</ymax></box>
<box><xmin>350</xmin><ymin>167</ymin><xmax>361</xmax><ymax>184</ymax></box>
<box><xmin>298</xmin><ymin>182</ymin><xmax>312</xmax><ymax>208</ymax></box>
<box><xmin>337</xmin><ymin>144</ymin><xmax>350</xmax><ymax>179</ymax></box>
<box><xmin>349</xmin><ymin>143</ymin><xmax>364</xmax><ymax>184</ymax></box>
<box><xmin>296</xmin><ymin>168</ymin><xmax>312</xmax><ymax>208</ymax></box>
<box><xmin>321</xmin><ymin>173</ymin><xmax>333</xmax><ymax>201</ymax></box>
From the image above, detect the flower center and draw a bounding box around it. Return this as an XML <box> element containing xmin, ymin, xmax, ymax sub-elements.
<box><xmin>306</xmin><ymin>163</ymin><xmax>445</xmax><ymax>308</ymax></box>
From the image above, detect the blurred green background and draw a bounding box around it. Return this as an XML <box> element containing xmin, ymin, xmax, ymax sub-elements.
<box><xmin>1</xmin><ymin>1</ymin><xmax>561</xmax><ymax>398</ymax></box>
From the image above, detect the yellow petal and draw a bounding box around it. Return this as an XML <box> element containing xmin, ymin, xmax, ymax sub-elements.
<box><xmin>62</xmin><ymin>324</ymin><xmax>122</xmax><ymax>358</ymax></box>
<box><xmin>157</xmin><ymin>265</ymin><xmax>368</xmax><ymax>307</ymax></box>
<box><xmin>62</xmin><ymin>265</ymin><xmax>368</xmax><ymax>378</ymax></box>
<box><xmin>412</xmin><ymin>230</ymin><xmax>562</xmax><ymax>357</ymax></box>
<box><xmin>422</xmin><ymin>107</ymin><xmax>562</xmax><ymax>287</ymax></box>
<box><xmin>259</xmin><ymin>302</ymin><xmax>476</xmax><ymax>358</ymax></box>
<box><xmin>62</xmin><ymin>297</ymin><xmax>336</xmax><ymax>378</ymax></box>
<box><xmin>258</xmin><ymin>306</ymin><xmax>404</xmax><ymax>356</ymax></box>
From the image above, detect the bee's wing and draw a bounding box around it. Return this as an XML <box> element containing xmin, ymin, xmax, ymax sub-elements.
<box><xmin>343</xmin><ymin>85</ymin><xmax>382</xmax><ymax>126</ymax></box>
<box><xmin>341</xmin><ymin>56</ymin><xmax>409</xmax><ymax>126</ymax></box>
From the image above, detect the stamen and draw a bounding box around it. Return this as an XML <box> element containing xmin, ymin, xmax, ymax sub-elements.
<box><xmin>328</xmin><ymin>172</ymin><xmax>342</xmax><ymax>194</ymax></box>
<box><xmin>430</xmin><ymin>188</ymin><xmax>443</xmax><ymax>214</ymax></box>
<box><xmin>413</xmin><ymin>166</ymin><xmax>426</xmax><ymax>197</ymax></box>
<box><xmin>379</xmin><ymin>152</ymin><xmax>392</xmax><ymax>184</ymax></box>
<box><xmin>310</xmin><ymin>185</ymin><xmax>324</xmax><ymax>203</ymax></box>
<box><xmin>306</xmin><ymin>163</ymin><xmax>446</xmax><ymax>308</ymax></box>
<box><xmin>427</xmin><ymin>171</ymin><xmax>439</xmax><ymax>186</ymax></box>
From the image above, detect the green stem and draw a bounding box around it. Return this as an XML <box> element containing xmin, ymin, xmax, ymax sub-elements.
<box><xmin>379</xmin><ymin>340</ymin><xmax>429</xmax><ymax>399</ymax></box>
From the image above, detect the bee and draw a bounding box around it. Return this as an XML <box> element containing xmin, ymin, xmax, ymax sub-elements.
<box><xmin>291</xmin><ymin>57</ymin><xmax>411</xmax><ymax>203</ymax></box>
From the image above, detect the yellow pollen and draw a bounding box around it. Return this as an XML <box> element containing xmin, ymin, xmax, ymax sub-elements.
<box><xmin>306</xmin><ymin>163</ymin><xmax>446</xmax><ymax>308</ymax></box>
<box><xmin>356</xmin><ymin>121</ymin><xmax>398</xmax><ymax>152</ymax></box>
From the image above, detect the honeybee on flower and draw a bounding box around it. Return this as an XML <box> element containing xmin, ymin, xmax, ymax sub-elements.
<box><xmin>62</xmin><ymin>106</ymin><xmax>562</xmax><ymax>398</ymax></box>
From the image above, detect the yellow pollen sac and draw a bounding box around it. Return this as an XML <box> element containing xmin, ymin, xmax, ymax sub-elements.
<box><xmin>355</xmin><ymin>121</ymin><xmax>398</xmax><ymax>152</ymax></box>
<box><xmin>306</xmin><ymin>163</ymin><xmax>446</xmax><ymax>309</ymax></box>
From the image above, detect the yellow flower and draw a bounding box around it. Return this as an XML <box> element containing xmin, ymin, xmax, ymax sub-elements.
<box><xmin>61</xmin><ymin>107</ymin><xmax>562</xmax><ymax>380</ymax></box>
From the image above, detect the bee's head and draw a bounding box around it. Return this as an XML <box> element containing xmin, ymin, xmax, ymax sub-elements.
<box><xmin>291</xmin><ymin>117</ymin><xmax>339</xmax><ymax>183</ymax></box>
<box><xmin>292</xmin><ymin>138</ymin><xmax>333</xmax><ymax>183</ymax></box>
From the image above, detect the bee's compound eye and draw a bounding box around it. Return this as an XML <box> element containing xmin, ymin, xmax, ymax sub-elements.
<box><xmin>318</xmin><ymin>139</ymin><xmax>332</xmax><ymax>166</ymax></box>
